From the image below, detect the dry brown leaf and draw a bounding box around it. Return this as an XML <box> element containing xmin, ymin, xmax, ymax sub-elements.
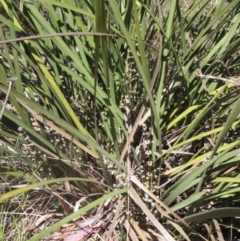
<box><xmin>203</xmin><ymin>223</ymin><xmax>216</xmax><ymax>241</ymax></box>
<box><xmin>129</xmin><ymin>218</ymin><xmax>151</xmax><ymax>241</ymax></box>
<box><xmin>155</xmin><ymin>203</ymin><xmax>190</xmax><ymax>241</ymax></box>
<box><xmin>128</xmin><ymin>186</ymin><xmax>175</xmax><ymax>241</ymax></box>
<box><xmin>130</xmin><ymin>175</ymin><xmax>207</xmax><ymax>241</ymax></box>
<box><xmin>17</xmin><ymin>100</ymin><xmax>98</xmax><ymax>159</ymax></box>
<box><xmin>212</xmin><ymin>219</ymin><xmax>224</xmax><ymax>241</ymax></box>
<box><xmin>124</xmin><ymin>218</ymin><xmax>140</xmax><ymax>241</ymax></box>
<box><xmin>105</xmin><ymin>197</ymin><xmax>125</xmax><ymax>241</ymax></box>
<box><xmin>64</xmin><ymin>228</ymin><xmax>92</xmax><ymax>241</ymax></box>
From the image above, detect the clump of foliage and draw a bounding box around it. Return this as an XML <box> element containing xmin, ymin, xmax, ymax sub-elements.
<box><xmin>0</xmin><ymin>0</ymin><xmax>240</xmax><ymax>240</ymax></box>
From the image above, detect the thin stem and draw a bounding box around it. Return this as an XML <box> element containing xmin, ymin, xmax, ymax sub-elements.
<box><xmin>0</xmin><ymin>76</ymin><xmax>17</xmax><ymax>121</ymax></box>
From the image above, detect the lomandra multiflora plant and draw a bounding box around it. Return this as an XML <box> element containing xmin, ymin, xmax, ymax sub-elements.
<box><xmin>0</xmin><ymin>0</ymin><xmax>240</xmax><ymax>240</ymax></box>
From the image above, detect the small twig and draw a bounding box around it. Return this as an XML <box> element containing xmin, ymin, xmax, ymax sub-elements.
<box><xmin>0</xmin><ymin>32</ymin><xmax>158</xmax><ymax>51</ymax></box>
<box><xmin>0</xmin><ymin>76</ymin><xmax>17</xmax><ymax>121</ymax></box>
<box><xmin>216</xmin><ymin>59</ymin><xmax>232</xmax><ymax>77</ymax></box>
<box><xmin>195</xmin><ymin>73</ymin><xmax>240</xmax><ymax>85</ymax></box>
<box><xmin>0</xmin><ymin>212</ymin><xmax>42</xmax><ymax>217</ymax></box>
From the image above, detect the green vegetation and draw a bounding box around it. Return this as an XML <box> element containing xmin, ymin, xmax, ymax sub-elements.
<box><xmin>0</xmin><ymin>0</ymin><xmax>240</xmax><ymax>240</ymax></box>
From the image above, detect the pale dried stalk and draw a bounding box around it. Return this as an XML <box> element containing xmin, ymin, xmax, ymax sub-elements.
<box><xmin>0</xmin><ymin>76</ymin><xmax>17</xmax><ymax>121</ymax></box>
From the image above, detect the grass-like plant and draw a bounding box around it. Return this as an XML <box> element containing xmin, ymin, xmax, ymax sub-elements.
<box><xmin>0</xmin><ymin>0</ymin><xmax>240</xmax><ymax>240</ymax></box>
